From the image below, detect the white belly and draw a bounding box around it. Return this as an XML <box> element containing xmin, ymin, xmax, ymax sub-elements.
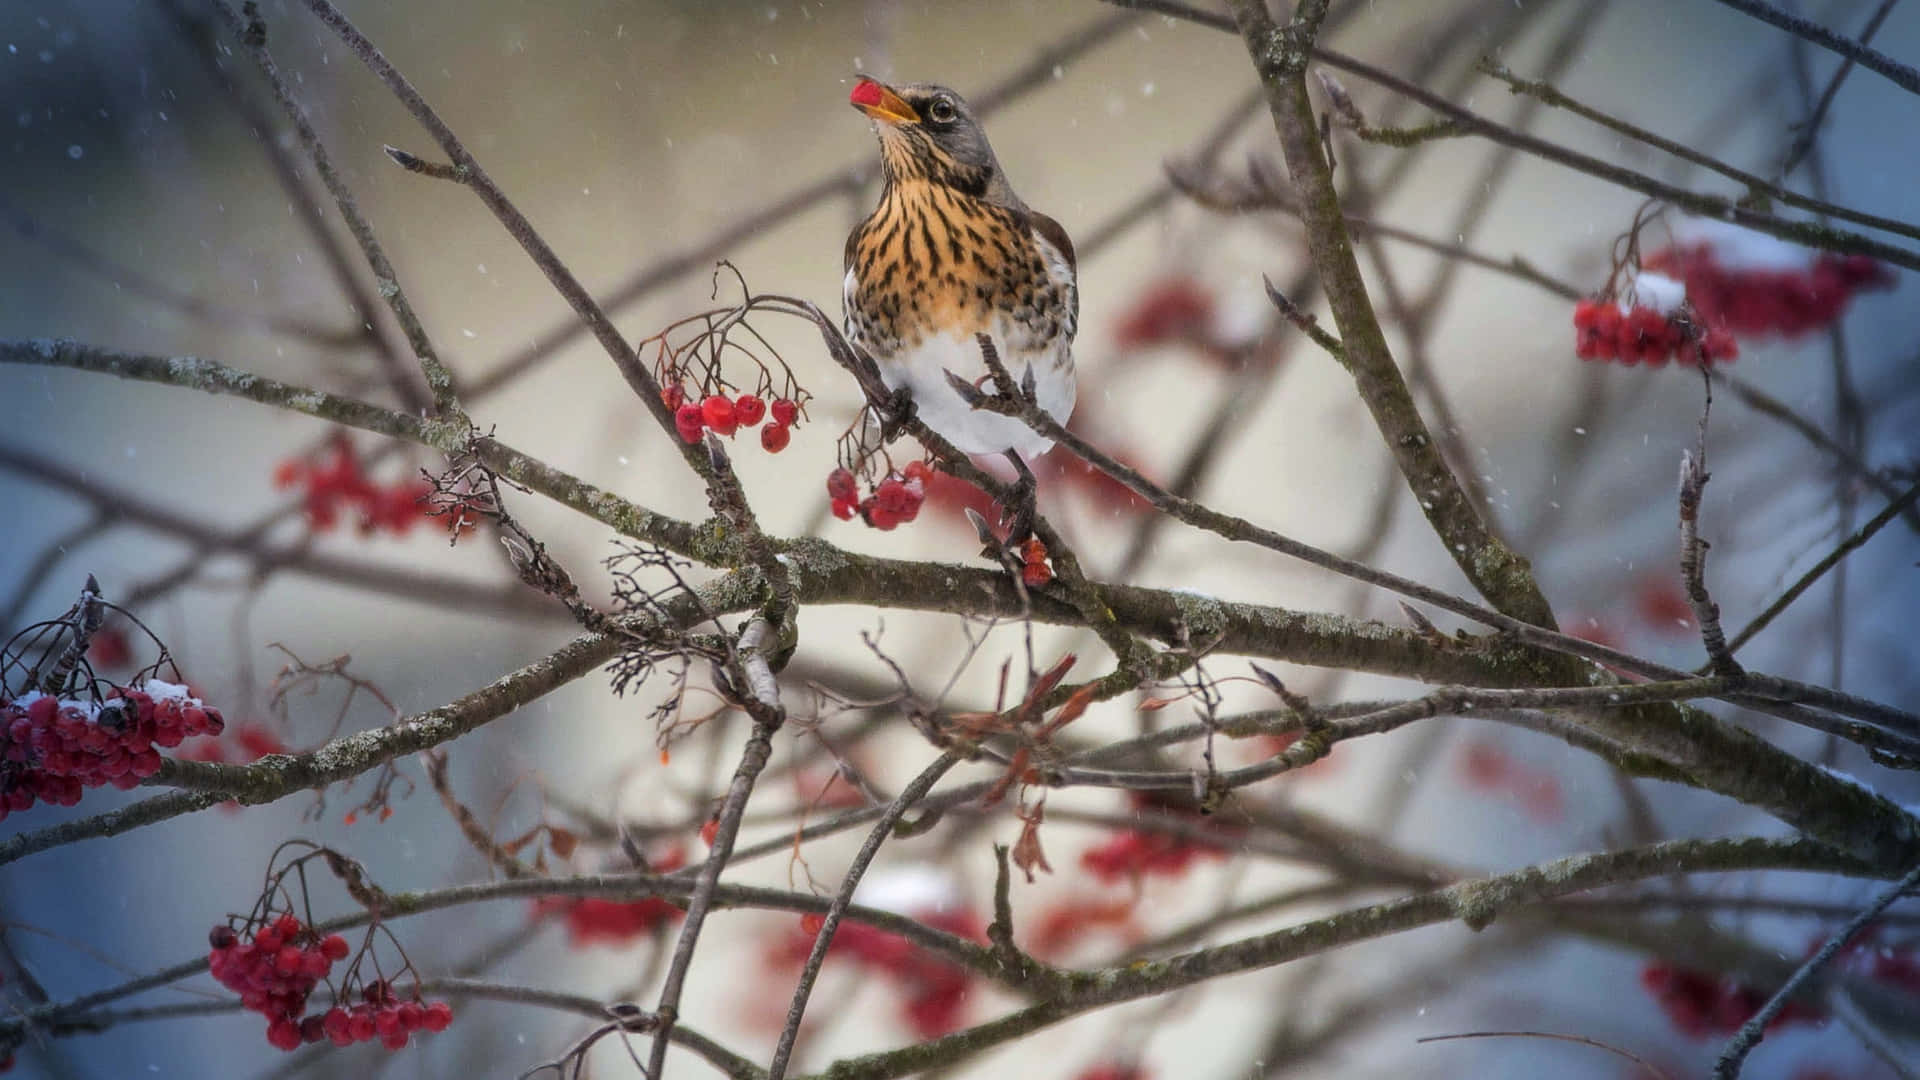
<box><xmin>879</xmin><ymin>329</ymin><xmax>1075</xmax><ymax>460</ymax></box>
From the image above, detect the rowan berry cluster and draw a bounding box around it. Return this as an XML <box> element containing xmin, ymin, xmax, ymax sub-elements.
<box><xmin>773</xmin><ymin>906</ymin><xmax>983</xmax><ymax>1038</ymax></box>
<box><xmin>826</xmin><ymin>462</ymin><xmax>930</xmax><ymax>530</ymax></box>
<box><xmin>1455</xmin><ymin>741</ymin><xmax>1564</xmax><ymax>824</ymax></box>
<box><xmin>273</xmin><ymin>434</ymin><xmax>437</xmax><ymax>536</ymax></box>
<box><xmin>1113</xmin><ymin>275</ymin><xmax>1217</xmax><ymax>352</ymax></box>
<box><xmin>1643</xmin><ymin>245</ymin><xmax>1893</xmax><ymax>339</ymax></box>
<box><xmin>1079</xmin><ymin>792</ymin><xmax>1237</xmax><ymax>885</ymax></box>
<box><xmin>208</xmin><ymin>915</ymin><xmax>347</xmax><ymax>1047</ymax></box>
<box><xmin>532</xmin><ymin>845</ymin><xmax>688</xmax><ymax>947</ymax></box>
<box><xmin>0</xmin><ymin>681</ymin><xmax>223</xmax><ymax>821</ymax></box>
<box><xmin>668</xmin><ymin>386</ymin><xmax>802</xmax><ymax>453</ymax></box>
<box><xmin>1571</xmin><ymin>297</ymin><xmax>1737</xmax><ymax>367</ymax></box>
<box><xmin>209</xmin><ymin>916</ymin><xmax>451</xmax><ymax>1052</ymax></box>
<box><xmin>307</xmin><ymin>978</ymin><xmax>453</xmax><ymax>1050</ymax></box>
<box><xmin>1640</xmin><ymin>962</ymin><xmax>1822</xmax><ymax>1038</ymax></box>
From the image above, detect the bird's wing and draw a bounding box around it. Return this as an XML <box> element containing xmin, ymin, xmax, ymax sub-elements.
<box><xmin>1028</xmin><ymin>210</ymin><xmax>1079</xmax><ymax>332</ymax></box>
<box><xmin>1027</xmin><ymin>211</ymin><xmax>1076</xmax><ymax>275</ymax></box>
<box><xmin>844</xmin><ymin>224</ymin><xmax>860</xmax><ymax>277</ymax></box>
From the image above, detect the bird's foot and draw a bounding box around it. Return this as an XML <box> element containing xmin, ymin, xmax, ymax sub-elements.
<box><xmin>998</xmin><ymin>450</ymin><xmax>1038</xmax><ymax>547</ymax></box>
<box><xmin>878</xmin><ymin>386</ymin><xmax>916</xmax><ymax>441</ymax></box>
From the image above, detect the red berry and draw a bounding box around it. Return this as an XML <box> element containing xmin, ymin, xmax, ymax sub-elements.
<box><xmin>254</xmin><ymin>926</ymin><xmax>283</xmax><ymax>952</ymax></box>
<box><xmin>733</xmin><ymin>394</ymin><xmax>766</xmax><ymax>426</ymax></box>
<box><xmin>1700</xmin><ymin>326</ymin><xmax>1738</xmax><ymax>362</ymax></box>
<box><xmin>700</xmin><ymin>818</ymin><xmax>720</xmax><ymax>846</ymax></box>
<box><xmin>674</xmin><ymin>403</ymin><xmax>706</xmax><ymax>444</ymax></box>
<box><xmin>760</xmin><ymin>422</ymin><xmax>791</xmax><ymax>453</ymax></box>
<box><xmin>348</xmin><ymin>1012</ymin><xmax>377</xmax><ymax>1042</ymax></box>
<box><xmin>872</xmin><ymin>478</ymin><xmax>915</xmax><ymax>515</ymax></box>
<box><xmin>300</xmin><ymin>1015</ymin><xmax>328</xmax><ymax>1043</ymax></box>
<box><xmin>903</xmin><ymin>460</ymin><xmax>933</xmax><ymax>485</ymax></box>
<box><xmin>701</xmin><ymin>395</ymin><xmax>737</xmax><ymax>436</ymax></box>
<box><xmin>826</xmin><ymin>467</ymin><xmax>858</xmax><ymax>503</ymax></box>
<box><xmin>1023</xmin><ymin>561</ymin><xmax>1053</xmax><ymax>588</ymax></box>
<box><xmin>397</xmin><ymin>1002</ymin><xmax>426</xmax><ymax>1031</ymax></box>
<box><xmin>770</xmin><ymin>398</ymin><xmax>799</xmax><ymax>427</ymax></box>
<box><xmin>210</xmin><ymin>925</ymin><xmax>238</xmax><ymax>950</ymax></box>
<box><xmin>422</xmin><ymin>1001</ymin><xmax>453</xmax><ymax>1032</ymax></box>
<box><xmin>320</xmin><ymin>934</ymin><xmax>350</xmax><ymax>961</ymax></box>
<box><xmin>300</xmin><ymin>948</ymin><xmax>330</xmax><ymax>978</ymax></box>
<box><xmin>661</xmin><ymin>384</ymin><xmax>685</xmax><ymax>411</ymax></box>
<box><xmin>830</xmin><ymin>497</ymin><xmax>857</xmax><ymax>521</ymax></box>
<box><xmin>381</xmin><ymin>1029</ymin><xmax>409</xmax><ymax>1050</ymax></box>
<box><xmin>267</xmin><ymin>1017</ymin><xmax>303</xmax><ymax>1051</ymax></box>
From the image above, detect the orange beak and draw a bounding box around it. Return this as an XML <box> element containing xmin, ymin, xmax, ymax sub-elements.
<box><xmin>849</xmin><ymin>78</ymin><xmax>919</xmax><ymax>126</ymax></box>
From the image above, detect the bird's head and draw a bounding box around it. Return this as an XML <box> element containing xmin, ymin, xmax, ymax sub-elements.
<box><xmin>849</xmin><ymin>78</ymin><xmax>1017</xmax><ymax>205</ymax></box>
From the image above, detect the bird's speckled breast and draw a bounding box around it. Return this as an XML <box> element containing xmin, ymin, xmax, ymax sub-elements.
<box><xmin>844</xmin><ymin>181</ymin><xmax>1077</xmax><ymax>361</ymax></box>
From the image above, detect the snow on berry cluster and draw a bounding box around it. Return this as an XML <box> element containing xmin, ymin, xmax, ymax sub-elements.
<box><xmin>273</xmin><ymin>433</ymin><xmax>438</xmax><ymax>536</ymax></box>
<box><xmin>1572</xmin><ymin>220</ymin><xmax>1895</xmax><ymax>368</ymax></box>
<box><xmin>826</xmin><ymin>462</ymin><xmax>929</xmax><ymax>530</ymax></box>
<box><xmin>1645</xmin><ymin>218</ymin><xmax>1894</xmax><ymax>339</ymax></box>
<box><xmin>0</xmin><ymin>680</ymin><xmax>223</xmax><ymax>821</ymax></box>
<box><xmin>668</xmin><ymin>386</ymin><xmax>803</xmax><ymax>453</ymax></box>
<box><xmin>1572</xmin><ymin>276</ymin><xmax>1737</xmax><ymax>367</ymax></box>
<box><xmin>209</xmin><ymin>915</ymin><xmax>451</xmax><ymax>1052</ymax></box>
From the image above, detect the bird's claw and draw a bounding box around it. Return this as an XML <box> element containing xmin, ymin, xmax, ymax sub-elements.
<box><xmin>879</xmin><ymin>386</ymin><xmax>916</xmax><ymax>441</ymax></box>
<box><xmin>999</xmin><ymin>470</ymin><xmax>1037</xmax><ymax>548</ymax></box>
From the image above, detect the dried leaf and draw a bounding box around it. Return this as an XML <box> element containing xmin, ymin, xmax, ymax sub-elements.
<box><xmin>1012</xmin><ymin>802</ymin><xmax>1052</xmax><ymax>883</ymax></box>
<box><xmin>1040</xmin><ymin>683</ymin><xmax>1099</xmax><ymax>737</ymax></box>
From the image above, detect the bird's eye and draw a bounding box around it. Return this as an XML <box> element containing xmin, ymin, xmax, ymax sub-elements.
<box><xmin>927</xmin><ymin>98</ymin><xmax>957</xmax><ymax>124</ymax></box>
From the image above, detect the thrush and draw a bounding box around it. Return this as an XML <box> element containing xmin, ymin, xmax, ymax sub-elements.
<box><xmin>842</xmin><ymin>77</ymin><xmax>1078</xmax><ymax>478</ymax></box>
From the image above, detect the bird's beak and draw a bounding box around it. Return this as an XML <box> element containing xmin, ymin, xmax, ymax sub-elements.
<box><xmin>849</xmin><ymin>78</ymin><xmax>919</xmax><ymax>126</ymax></box>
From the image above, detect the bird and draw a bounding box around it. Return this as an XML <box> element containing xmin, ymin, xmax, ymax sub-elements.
<box><xmin>841</xmin><ymin>77</ymin><xmax>1077</xmax><ymax>521</ymax></box>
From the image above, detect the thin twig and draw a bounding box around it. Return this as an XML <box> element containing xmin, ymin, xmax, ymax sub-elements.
<box><xmin>1476</xmin><ymin>56</ymin><xmax>1920</xmax><ymax>245</ymax></box>
<box><xmin>207</xmin><ymin>0</ymin><xmax>463</xmax><ymax>418</ymax></box>
<box><xmin>1677</xmin><ymin>375</ymin><xmax>1742</xmax><ymax>677</ymax></box>
<box><xmin>1722</xmin><ymin>476</ymin><xmax>1920</xmax><ymax>657</ymax></box>
<box><xmin>1707</xmin><ymin>0</ymin><xmax>1920</xmax><ymax>98</ymax></box>
<box><xmin>1712</xmin><ymin>858</ymin><xmax>1920</xmax><ymax>1078</ymax></box>
<box><xmin>766</xmin><ymin>751</ymin><xmax>966</xmax><ymax>1080</ymax></box>
<box><xmin>1777</xmin><ymin>0</ymin><xmax>1902</xmax><ymax>176</ymax></box>
<box><xmin>646</xmin><ymin>616</ymin><xmax>787</xmax><ymax>1080</ymax></box>
<box><xmin>1108</xmin><ymin>0</ymin><xmax>1920</xmax><ymax>271</ymax></box>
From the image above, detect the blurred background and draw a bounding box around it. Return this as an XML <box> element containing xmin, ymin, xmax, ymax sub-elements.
<box><xmin>2</xmin><ymin>0</ymin><xmax>1918</xmax><ymax>1077</ymax></box>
